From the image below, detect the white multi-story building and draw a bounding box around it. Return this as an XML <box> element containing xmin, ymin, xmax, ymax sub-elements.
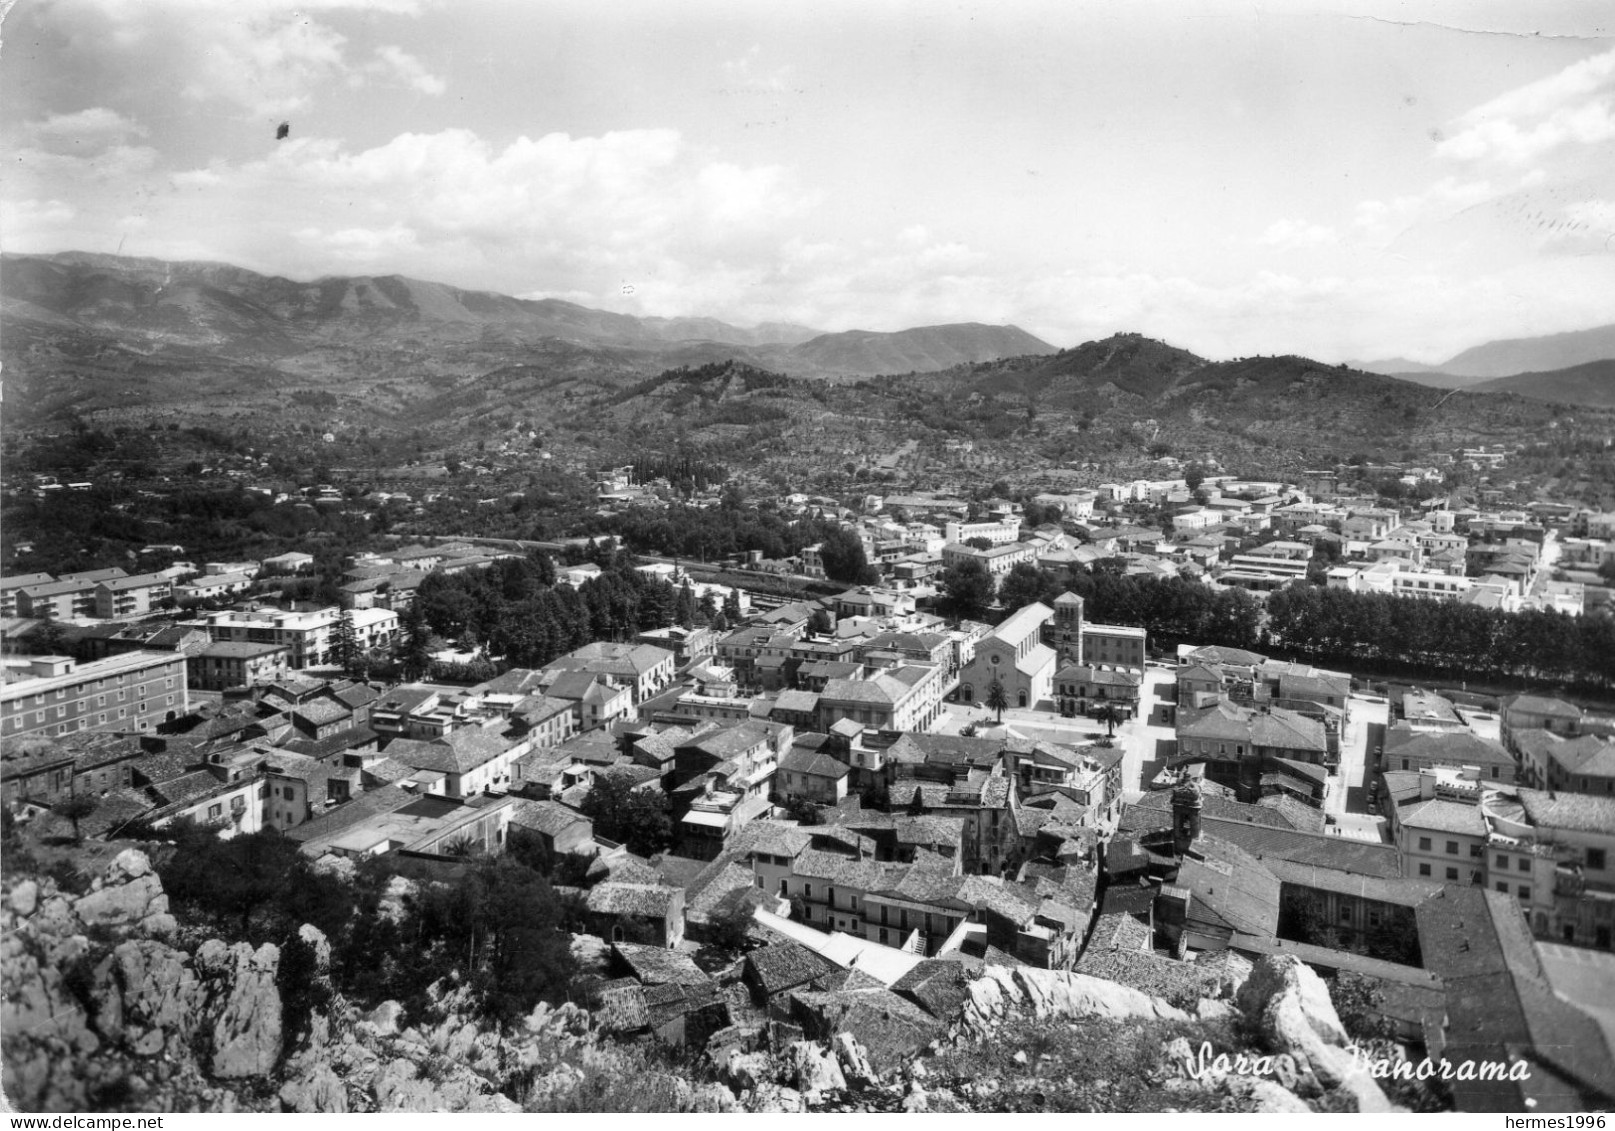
<box><xmin>187</xmin><ymin>607</ymin><xmax>399</xmax><ymax>669</ymax></box>
<box><xmin>943</xmin><ymin>518</ymin><xmax>1021</xmax><ymax>547</ymax></box>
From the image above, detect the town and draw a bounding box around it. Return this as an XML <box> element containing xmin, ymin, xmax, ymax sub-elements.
<box><xmin>4</xmin><ymin>455</ymin><xmax>1615</xmax><ymax>1114</ymax></box>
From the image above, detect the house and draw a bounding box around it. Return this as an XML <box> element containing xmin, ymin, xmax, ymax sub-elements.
<box><xmin>774</xmin><ymin>739</ymin><xmax>851</xmax><ymax>807</ymax></box>
<box><xmin>1053</xmin><ymin>664</ymin><xmax>1141</xmax><ymax>719</ymax></box>
<box><xmin>261</xmin><ymin>551</ymin><xmax>315</xmax><ymax>574</ymax></box>
<box><xmin>1175</xmin><ymin>700</ymin><xmax>1334</xmax><ymax>798</ymax></box>
<box><xmin>583</xmin><ymin>882</ymin><xmax>686</xmax><ymax>947</ymax></box>
<box><xmin>383</xmin><ymin>727</ymin><xmax>531</xmax><ymax>799</ymax></box>
<box><xmin>1382</xmin><ymin>727</ymin><xmax>1517</xmax><ymax>784</ymax></box>
<box><xmin>939</xmin><ymin>541</ymin><xmax>1037</xmax><ymax>579</ymax></box>
<box><xmin>817</xmin><ymin>664</ymin><xmax>948</xmax><ymax>735</ymax></box>
<box><xmin>188</xmin><ymin>642</ymin><xmax>292</xmax><ymax>692</ymax></box>
<box><xmin>509</xmin><ymin>798</ymin><xmax>596</xmax><ymax>858</ymax></box>
<box><xmin>1513</xmin><ymin>732</ymin><xmax>1615</xmax><ymax>796</ymax></box>
<box><xmin>544</xmin><ymin>642</ymin><xmax>676</xmax><ymax>705</ymax></box>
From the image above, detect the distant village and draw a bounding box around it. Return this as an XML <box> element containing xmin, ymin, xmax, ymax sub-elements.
<box><xmin>4</xmin><ymin>445</ymin><xmax>1615</xmax><ymax>1114</ymax></box>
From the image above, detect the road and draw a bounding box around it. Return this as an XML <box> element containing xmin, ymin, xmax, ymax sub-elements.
<box><xmin>1327</xmin><ymin>693</ymin><xmax>1389</xmax><ymax>841</ymax></box>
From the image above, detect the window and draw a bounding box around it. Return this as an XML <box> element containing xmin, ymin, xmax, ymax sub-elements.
<box><xmin>1469</xmin><ymin>844</ymin><xmax>1483</xmax><ymax>858</ymax></box>
<box><xmin>803</xmin><ymin>884</ymin><xmax>812</xmax><ymax>900</ymax></box>
<box><xmin>1445</xmin><ymin>841</ymin><xmax>1459</xmax><ymax>855</ymax></box>
<box><xmin>231</xmin><ymin>796</ymin><xmax>245</xmax><ymax>812</ymax></box>
<box><xmin>208</xmin><ymin>804</ymin><xmax>222</xmax><ymax>819</ymax></box>
<box><xmin>1445</xmin><ymin>867</ymin><xmax>1459</xmax><ymax>881</ymax></box>
<box><xmin>1519</xmin><ymin>857</ymin><xmax>1531</xmax><ymax>872</ymax></box>
<box><xmin>1417</xmin><ymin>837</ymin><xmax>1432</xmax><ymax>852</ymax></box>
<box><xmin>1339</xmin><ymin>906</ymin><xmax>1352</xmax><ymax>923</ymax></box>
<box><xmin>1589</xmin><ymin>849</ymin><xmax>1608</xmax><ymax>871</ymax></box>
<box><xmin>1418</xmin><ymin>863</ymin><xmax>1432</xmax><ymax>877</ymax></box>
<box><xmin>1518</xmin><ymin>886</ymin><xmax>1531</xmax><ymax>900</ymax></box>
<box><xmin>1496</xmin><ymin>854</ymin><xmax>1509</xmax><ymax>869</ymax></box>
<box><xmin>1496</xmin><ymin>882</ymin><xmax>1509</xmax><ymax>894</ymax></box>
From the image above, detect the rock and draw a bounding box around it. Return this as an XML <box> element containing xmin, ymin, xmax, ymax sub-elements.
<box><xmin>11</xmin><ymin>880</ymin><xmax>39</xmax><ymax>918</ymax></box>
<box><xmin>687</xmin><ymin>1081</ymin><xmax>740</xmax><ymax>1112</ymax></box>
<box><xmin>900</xmin><ymin>1087</ymin><xmax>929</xmax><ymax>1113</ymax></box>
<box><xmin>107</xmin><ymin>849</ymin><xmax>153</xmax><ymax>882</ymax></box>
<box><xmin>746</xmin><ymin>1083</ymin><xmax>805</xmax><ymax>1113</ymax></box>
<box><xmin>1236</xmin><ymin>956</ymin><xmax>1347</xmax><ymax>1047</ymax></box>
<box><xmin>298</xmin><ymin>924</ymin><xmax>332</xmax><ymax>973</ymax></box>
<box><xmin>366</xmin><ymin>1000</ymin><xmax>404</xmax><ymax>1036</ymax></box>
<box><xmin>1222</xmin><ymin>1074</ymin><xmax>1314</xmax><ymax>1113</ymax></box>
<box><xmin>1012</xmin><ymin>1049</ymin><xmax>1029</xmax><ymax>1066</ymax></box>
<box><xmin>958</xmin><ymin>966</ymin><xmax>1189</xmax><ymax>1035</ymax></box>
<box><xmin>782</xmin><ymin>1041</ymin><xmax>846</xmax><ymax>1100</ymax></box>
<box><xmin>832</xmin><ymin>1032</ymin><xmax>878</xmax><ymax>1088</ymax></box>
<box><xmin>724</xmin><ymin>1050</ymin><xmax>775</xmax><ymax>1092</ymax></box>
<box><xmin>140</xmin><ymin>912</ymin><xmax>178</xmax><ymax>941</ymax></box>
<box><xmin>1235</xmin><ymin>956</ymin><xmax>1394</xmax><ymax>1112</ymax></box>
<box><xmin>201</xmin><ymin>941</ymin><xmax>283</xmax><ymax>1078</ymax></box>
<box><xmin>279</xmin><ymin>1064</ymin><xmax>349</xmax><ymax>1113</ymax></box>
<box><xmin>73</xmin><ymin>874</ymin><xmax>166</xmax><ymax>930</ymax></box>
<box><xmin>103</xmin><ymin>939</ymin><xmax>205</xmax><ymax>1049</ymax></box>
<box><xmin>1195</xmin><ymin>997</ymin><xmax>1237</xmax><ymax>1021</ymax></box>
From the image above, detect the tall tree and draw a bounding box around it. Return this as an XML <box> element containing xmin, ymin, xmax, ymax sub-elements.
<box><xmin>941</xmin><ymin>558</ymin><xmax>996</xmax><ymax>620</ymax></box>
<box><xmin>399</xmin><ymin>601</ymin><xmax>432</xmax><ymax>681</ymax></box>
<box><xmin>817</xmin><ymin>527</ymin><xmax>874</xmax><ymax>584</ymax></box>
<box><xmin>335</xmin><ymin>607</ymin><xmax>360</xmax><ymax>673</ymax></box>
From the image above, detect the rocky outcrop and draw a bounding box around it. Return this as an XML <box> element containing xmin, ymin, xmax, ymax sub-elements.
<box><xmin>955</xmin><ymin>965</ymin><xmax>1190</xmax><ymax>1035</ymax></box>
<box><xmin>195</xmin><ymin>940</ymin><xmax>283</xmax><ymax>1078</ymax></box>
<box><xmin>1234</xmin><ymin>955</ymin><xmax>1395</xmax><ymax>1112</ymax></box>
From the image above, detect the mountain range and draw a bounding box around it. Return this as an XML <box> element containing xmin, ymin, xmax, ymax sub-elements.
<box><xmin>0</xmin><ymin>251</ymin><xmax>1052</xmax><ymax>381</ymax></box>
<box><xmin>1354</xmin><ymin>322</ymin><xmax>1615</xmax><ymax>388</ymax></box>
<box><xmin>3</xmin><ymin>251</ymin><xmax>1613</xmax><ymax>465</ymax></box>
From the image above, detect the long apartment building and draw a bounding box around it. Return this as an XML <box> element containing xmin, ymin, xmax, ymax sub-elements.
<box><xmin>1</xmin><ymin>652</ymin><xmax>189</xmax><ymax>740</ymax></box>
<box><xmin>186</xmin><ymin>607</ymin><xmax>399</xmax><ymax>669</ymax></box>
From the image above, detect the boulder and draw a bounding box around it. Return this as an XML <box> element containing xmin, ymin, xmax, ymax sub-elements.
<box><xmin>366</xmin><ymin>1000</ymin><xmax>404</xmax><ymax>1036</ymax></box>
<box><xmin>782</xmin><ymin>1040</ymin><xmax>846</xmax><ymax>1100</ymax></box>
<box><xmin>832</xmin><ymin>1032</ymin><xmax>878</xmax><ymax>1088</ymax></box>
<box><xmin>1222</xmin><ymin>1074</ymin><xmax>1314</xmax><ymax>1113</ymax></box>
<box><xmin>73</xmin><ymin>874</ymin><xmax>167</xmax><ymax>930</ymax></box>
<box><xmin>724</xmin><ymin>1050</ymin><xmax>776</xmax><ymax>1092</ymax></box>
<box><xmin>279</xmin><ymin>1063</ymin><xmax>349</xmax><ymax>1113</ymax></box>
<box><xmin>746</xmin><ymin>1082</ymin><xmax>805</xmax><ymax>1113</ymax></box>
<box><xmin>107</xmin><ymin>849</ymin><xmax>153</xmax><ymax>882</ymax></box>
<box><xmin>686</xmin><ymin>1081</ymin><xmax>741</xmax><ymax>1112</ymax></box>
<box><xmin>11</xmin><ymin>880</ymin><xmax>39</xmax><ymax>918</ymax></box>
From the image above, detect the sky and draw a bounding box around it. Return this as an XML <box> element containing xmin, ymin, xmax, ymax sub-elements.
<box><xmin>3</xmin><ymin>0</ymin><xmax>1614</xmax><ymax>364</ymax></box>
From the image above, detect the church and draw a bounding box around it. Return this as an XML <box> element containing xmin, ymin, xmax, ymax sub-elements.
<box><xmin>958</xmin><ymin>602</ymin><xmax>1057</xmax><ymax>710</ymax></box>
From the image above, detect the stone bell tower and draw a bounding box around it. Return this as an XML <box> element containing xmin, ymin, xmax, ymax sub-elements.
<box><xmin>1171</xmin><ymin>775</ymin><xmax>1204</xmax><ymax>856</ymax></box>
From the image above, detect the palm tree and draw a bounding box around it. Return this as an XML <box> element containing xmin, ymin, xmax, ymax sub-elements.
<box><xmin>985</xmin><ymin>677</ymin><xmax>1008</xmax><ymax>724</ymax></box>
<box><xmin>1094</xmin><ymin>702</ymin><xmax>1124</xmax><ymax>737</ymax></box>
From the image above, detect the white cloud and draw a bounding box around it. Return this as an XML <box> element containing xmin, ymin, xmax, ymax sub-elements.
<box><xmin>368</xmin><ymin>45</ymin><xmax>447</xmax><ymax>96</ymax></box>
<box><xmin>35</xmin><ymin>0</ymin><xmax>438</xmax><ymax>116</ymax></box>
<box><xmin>6</xmin><ymin>125</ymin><xmax>817</xmax><ymax>305</ymax></box>
<box><xmin>24</xmin><ymin>107</ymin><xmax>147</xmax><ymax>148</ymax></box>
<box><xmin>1256</xmin><ymin>218</ymin><xmax>1338</xmax><ymax>249</ymax></box>
<box><xmin>1437</xmin><ymin>46</ymin><xmax>1615</xmax><ymax>167</ymax></box>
